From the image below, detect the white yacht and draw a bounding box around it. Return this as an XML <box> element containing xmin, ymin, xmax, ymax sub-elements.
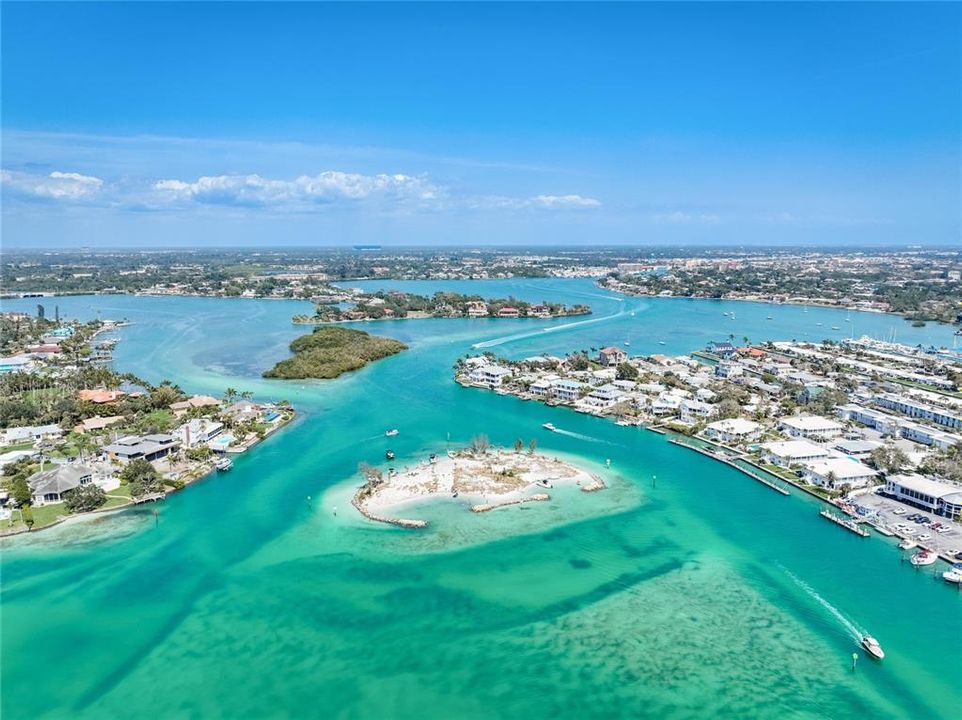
<box><xmin>215</xmin><ymin>457</ymin><xmax>233</xmax><ymax>471</ymax></box>
<box><xmin>910</xmin><ymin>550</ymin><xmax>937</xmax><ymax>566</ymax></box>
<box><xmin>542</xmin><ymin>423</ymin><xmax>557</xmax><ymax>432</ymax></box>
<box><xmin>861</xmin><ymin>636</ymin><xmax>885</xmax><ymax>660</ymax></box>
<box><xmin>385</xmin><ymin>429</ymin><xmax>399</xmax><ymax>437</ymax></box>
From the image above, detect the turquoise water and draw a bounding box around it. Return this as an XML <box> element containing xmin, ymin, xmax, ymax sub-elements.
<box><xmin>2</xmin><ymin>281</ymin><xmax>960</xmax><ymax>719</ymax></box>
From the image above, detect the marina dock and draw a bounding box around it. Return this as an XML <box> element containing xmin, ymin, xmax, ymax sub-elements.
<box><xmin>820</xmin><ymin>509</ymin><xmax>870</xmax><ymax>537</ymax></box>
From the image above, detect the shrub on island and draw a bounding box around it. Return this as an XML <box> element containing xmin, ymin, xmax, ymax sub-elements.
<box><xmin>264</xmin><ymin>326</ymin><xmax>407</xmax><ymax>380</ymax></box>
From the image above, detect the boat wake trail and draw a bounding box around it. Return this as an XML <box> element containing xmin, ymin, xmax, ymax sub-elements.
<box><xmin>780</xmin><ymin>566</ymin><xmax>866</xmax><ymax>643</ymax></box>
<box><xmin>471</xmin><ymin>309</ymin><xmax>628</xmax><ymax>349</ymax></box>
<box><xmin>551</xmin><ymin>428</ymin><xmax>620</xmax><ymax>446</ymax></box>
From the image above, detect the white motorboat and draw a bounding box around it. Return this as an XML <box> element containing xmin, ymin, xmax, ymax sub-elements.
<box><xmin>941</xmin><ymin>569</ymin><xmax>962</xmax><ymax>584</ymax></box>
<box><xmin>215</xmin><ymin>457</ymin><xmax>233</xmax><ymax>471</ymax></box>
<box><xmin>542</xmin><ymin>423</ymin><xmax>557</xmax><ymax>432</ymax></box>
<box><xmin>861</xmin><ymin>636</ymin><xmax>885</xmax><ymax>660</ymax></box>
<box><xmin>898</xmin><ymin>538</ymin><xmax>916</xmax><ymax>550</ymax></box>
<box><xmin>385</xmin><ymin>429</ymin><xmax>399</xmax><ymax>437</ymax></box>
<box><xmin>910</xmin><ymin>550</ymin><xmax>937</xmax><ymax>566</ymax></box>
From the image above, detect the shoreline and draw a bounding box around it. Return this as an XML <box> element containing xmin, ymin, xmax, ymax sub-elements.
<box><xmin>0</xmin><ymin>408</ymin><xmax>297</xmax><ymax>540</ymax></box>
<box><xmin>596</xmin><ymin>280</ymin><xmax>958</xmax><ymax>327</ymax></box>
<box><xmin>292</xmin><ymin>309</ymin><xmax>592</xmax><ymax>325</ymax></box>
<box><xmin>351</xmin><ymin>448</ymin><xmax>606</xmax><ymax>529</ymax></box>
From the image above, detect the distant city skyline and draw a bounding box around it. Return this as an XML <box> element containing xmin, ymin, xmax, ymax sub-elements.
<box><xmin>2</xmin><ymin>2</ymin><xmax>959</xmax><ymax>248</ymax></box>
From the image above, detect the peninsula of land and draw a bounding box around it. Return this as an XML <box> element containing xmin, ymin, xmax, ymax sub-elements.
<box><xmin>352</xmin><ymin>443</ymin><xmax>606</xmax><ymax>528</ymax></box>
<box><xmin>263</xmin><ymin>326</ymin><xmax>407</xmax><ymax>380</ymax></box>
<box><xmin>293</xmin><ymin>290</ymin><xmax>591</xmax><ymax>324</ymax></box>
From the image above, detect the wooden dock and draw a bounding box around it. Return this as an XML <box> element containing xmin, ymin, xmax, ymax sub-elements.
<box><xmin>819</xmin><ymin>509</ymin><xmax>870</xmax><ymax>537</ymax></box>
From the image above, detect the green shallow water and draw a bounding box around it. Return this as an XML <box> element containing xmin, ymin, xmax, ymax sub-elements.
<box><xmin>1</xmin><ymin>280</ymin><xmax>960</xmax><ymax>719</ymax></box>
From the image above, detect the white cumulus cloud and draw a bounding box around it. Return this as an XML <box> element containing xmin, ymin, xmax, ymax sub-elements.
<box><xmin>151</xmin><ymin>171</ymin><xmax>442</xmax><ymax>208</ymax></box>
<box><xmin>532</xmin><ymin>194</ymin><xmax>601</xmax><ymax>209</ymax></box>
<box><xmin>1</xmin><ymin>169</ymin><xmax>104</xmax><ymax>201</ymax></box>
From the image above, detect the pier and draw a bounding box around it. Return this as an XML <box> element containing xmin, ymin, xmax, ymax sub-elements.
<box><xmin>668</xmin><ymin>438</ymin><xmax>791</xmax><ymax>496</ymax></box>
<box><xmin>820</xmin><ymin>509</ymin><xmax>870</xmax><ymax>537</ymax></box>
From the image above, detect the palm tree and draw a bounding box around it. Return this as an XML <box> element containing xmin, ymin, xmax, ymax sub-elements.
<box><xmin>224</xmin><ymin>388</ymin><xmax>238</xmax><ymax>404</ymax></box>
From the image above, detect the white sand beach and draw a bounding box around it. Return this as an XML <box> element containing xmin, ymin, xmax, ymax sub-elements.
<box><xmin>353</xmin><ymin>448</ymin><xmax>605</xmax><ymax>526</ymax></box>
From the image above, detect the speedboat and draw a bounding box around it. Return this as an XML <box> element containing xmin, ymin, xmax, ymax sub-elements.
<box><xmin>215</xmin><ymin>457</ymin><xmax>233</xmax><ymax>471</ymax></box>
<box><xmin>898</xmin><ymin>538</ymin><xmax>916</xmax><ymax>550</ymax></box>
<box><xmin>831</xmin><ymin>326</ymin><xmax>841</xmax><ymax>330</ymax></box>
<box><xmin>385</xmin><ymin>450</ymin><xmax>395</xmax><ymax>460</ymax></box>
<box><xmin>766</xmin><ymin>315</ymin><xmax>773</xmax><ymax>320</ymax></box>
<box><xmin>385</xmin><ymin>429</ymin><xmax>399</xmax><ymax>437</ymax></box>
<box><xmin>910</xmin><ymin>550</ymin><xmax>937</xmax><ymax>566</ymax></box>
<box><xmin>861</xmin><ymin>636</ymin><xmax>885</xmax><ymax>660</ymax></box>
<box><xmin>542</xmin><ymin>423</ymin><xmax>557</xmax><ymax>432</ymax></box>
<box><xmin>942</xmin><ymin>568</ymin><xmax>962</xmax><ymax>584</ymax></box>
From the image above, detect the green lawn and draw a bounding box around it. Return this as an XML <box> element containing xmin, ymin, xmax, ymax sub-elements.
<box><xmin>0</xmin><ymin>441</ymin><xmax>35</xmax><ymax>453</ymax></box>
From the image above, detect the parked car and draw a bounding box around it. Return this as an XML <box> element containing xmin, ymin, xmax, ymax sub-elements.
<box><xmin>917</xmin><ymin>534</ymin><xmax>932</xmax><ymax>542</ymax></box>
<box><xmin>892</xmin><ymin>508</ymin><xmax>907</xmax><ymax>516</ymax></box>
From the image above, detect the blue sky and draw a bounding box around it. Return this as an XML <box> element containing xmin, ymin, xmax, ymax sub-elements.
<box><xmin>2</xmin><ymin>2</ymin><xmax>959</xmax><ymax>248</ymax></box>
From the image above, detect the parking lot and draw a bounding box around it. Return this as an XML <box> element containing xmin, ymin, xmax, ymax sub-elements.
<box><xmin>853</xmin><ymin>491</ymin><xmax>962</xmax><ymax>561</ymax></box>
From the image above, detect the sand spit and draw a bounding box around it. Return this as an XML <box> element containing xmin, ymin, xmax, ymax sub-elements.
<box><xmin>352</xmin><ymin>448</ymin><xmax>605</xmax><ymax>528</ymax></box>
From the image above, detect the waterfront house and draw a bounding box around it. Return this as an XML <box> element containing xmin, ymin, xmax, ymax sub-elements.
<box><xmin>779</xmin><ymin>415</ymin><xmax>844</xmax><ymax>442</ymax></box>
<box><xmin>530</xmin><ymin>380</ymin><xmax>553</xmax><ymax>397</ymax></box>
<box><xmin>466</xmin><ymin>301</ymin><xmax>488</xmax><ymax>317</ymax></box>
<box><xmin>650</xmin><ymin>393</ymin><xmax>682</xmax><ymax>416</ymax></box>
<box><xmin>679</xmin><ymin>399</ymin><xmax>716</xmax><ymax>424</ymax></box>
<box><xmin>497</xmin><ymin>307</ymin><xmax>520</xmax><ymax>318</ymax></box>
<box><xmin>169</xmin><ymin>394</ymin><xmax>221</xmax><ymax>414</ymax></box>
<box><xmin>529</xmin><ymin>304</ymin><xmax>551</xmax><ymax>318</ymax></box>
<box><xmin>760</xmin><ymin>440</ymin><xmax>829</xmax><ymax>468</ymax></box>
<box><xmin>225</xmin><ymin>401</ymin><xmax>260</xmax><ymax>423</ymax></box>
<box><xmin>468</xmin><ymin>364</ymin><xmax>512</xmax><ymax>387</ymax></box>
<box><xmin>706</xmin><ymin>341</ymin><xmax>736</xmax><ymax>358</ymax></box>
<box><xmin>884</xmin><ymin>474</ymin><xmax>962</xmax><ymax>519</ymax></box>
<box><xmin>27</xmin><ymin>464</ymin><xmax>96</xmax><ymax>506</ymax></box>
<box><xmin>175</xmin><ymin>418</ymin><xmax>224</xmax><ymax>449</ymax></box>
<box><xmin>105</xmin><ymin>434</ymin><xmax>179</xmax><ymax>463</ymax></box>
<box><xmin>802</xmin><ymin>458</ymin><xmax>878</xmax><ymax>490</ymax></box>
<box><xmin>585</xmin><ymin>384</ymin><xmax>626</xmax><ymax>409</ymax></box>
<box><xmin>552</xmin><ymin>379</ymin><xmax>584</xmax><ymax>403</ymax></box>
<box><xmin>704</xmin><ymin>418</ymin><xmax>762</xmax><ymax>444</ymax></box>
<box><xmin>598</xmin><ymin>347</ymin><xmax>628</xmax><ymax>367</ymax></box>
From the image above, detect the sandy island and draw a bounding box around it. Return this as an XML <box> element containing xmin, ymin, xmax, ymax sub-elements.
<box><xmin>352</xmin><ymin>448</ymin><xmax>606</xmax><ymax>529</ymax></box>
